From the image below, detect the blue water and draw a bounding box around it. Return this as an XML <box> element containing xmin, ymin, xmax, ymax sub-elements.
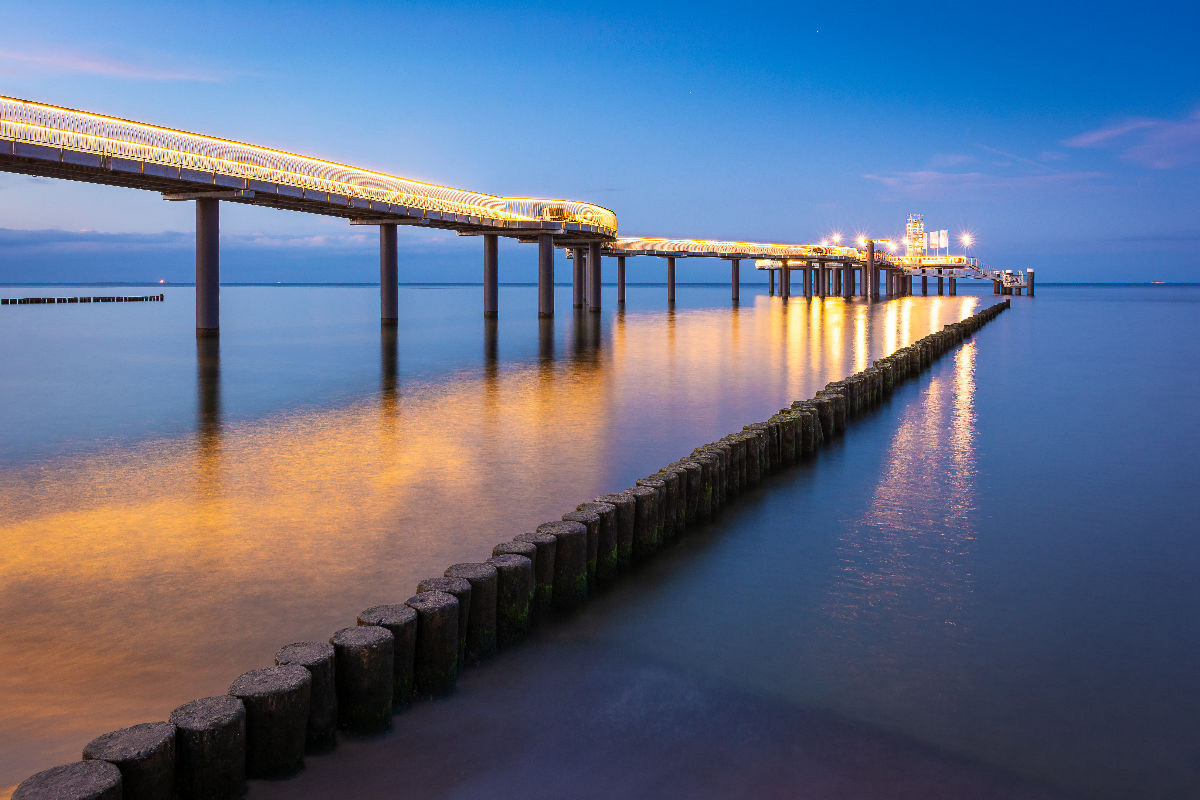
<box><xmin>1</xmin><ymin>282</ymin><xmax>1197</xmax><ymax>798</ymax></box>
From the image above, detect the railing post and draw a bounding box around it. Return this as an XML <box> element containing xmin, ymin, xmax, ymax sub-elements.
<box><xmin>196</xmin><ymin>198</ymin><xmax>219</xmax><ymax>337</ymax></box>
<box><xmin>538</xmin><ymin>233</ymin><xmax>554</xmax><ymax>317</ymax></box>
<box><xmin>483</xmin><ymin>233</ymin><xmax>498</xmax><ymax>318</ymax></box>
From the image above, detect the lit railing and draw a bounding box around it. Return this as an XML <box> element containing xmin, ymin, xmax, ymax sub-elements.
<box><xmin>0</xmin><ymin>97</ymin><xmax>618</xmax><ymax>233</ymax></box>
<box><xmin>611</xmin><ymin>237</ymin><xmax>864</xmax><ymax>259</ymax></box>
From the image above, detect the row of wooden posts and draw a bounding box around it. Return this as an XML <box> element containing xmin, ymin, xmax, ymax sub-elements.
<box><xmin>12</xmin><ymin>300</ymin><xmax>1012</xmax><ymax>800</ymax></box>
<box><xmin>0</xmin><ymin>294</ymin><xmax>165</xmax><ymax>305</ymax></box>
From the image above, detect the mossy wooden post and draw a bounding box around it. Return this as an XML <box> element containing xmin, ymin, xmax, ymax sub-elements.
<box><xmin>594</xmin><ymin>492</ymin><xmax>636</xmax><ymax>569</ymax></box>
<box><xmin>82</xmin><ymin>723</ymin><xmax>175</xmax><ymax>800</ymax></box>
<box><xmin>444</xmin><ymin>562</ymin><xmax>499</xmax><ymax>663</ymax></box>
<box><xmin>404</xmin><ymin>590</ymin><xmax>459</xmax><ymax>697</ymax></box>
<box><xmin>513</xmin><ymin>532</ymin><xmax>556</xmax><ymax>618</ymax></box>
<box><xmin>536</xmin><ymin>520</ymin><xmax>588</xmax><ymax>609</ymax></box>
<box><xmin>227</xmin><ymin>665</ymin><xmax>311</xmax><ymax>779</ymax></box>
<box><xmin>625</xmin><ymin>485</ymin><xmax>660</xmax><ymax>559</ymax></box>
<box><xmin>274</xmin><ymin>642</ymin><xmax>337</xmax><ymax>750</ymax></box>
<box><xmin>13</xmin><ymin>762</ymin><xmax>123</xmax><ymax>800</ymax></box>
<box><xmin>356</xmin><ymin>604</ymin><xmax>417</xmax><ymax>709</ymax></box>
<box><xmin>634</xmin><ymin>477</ymin><xmax>666</xmax><ymax>548</ymax></box>
<box><xmin>330</xmin><ymin>626</ymin><xmax>393</xmax><ymax>734</ymax></box>
<box><xmin>648</xmin><ymin>471</ymin><xmax>679</xmax><ymax>539</ymax></box>
<box><xmin>577</xmin><ymin>501</ymin><xmax>618</xmax><ymax>582</ymax></box>
<box><xmin>486</xmin><ymin>553</ymin><xmax>534</xmax><ymax>647</ymax></box>
<box><xmin>416</xmin><ymin>576</ymin><xmax>471</xmax><ymax>673</ymax></box>
<box><xmin>561</xmin><ymin>509</ymin><xmax>600</xmax><ymax>586</ymax></box>
<box><xmin>169</xmin><ymin>696</ymin><xmax>246</xmax><ymax>800</ymax></box>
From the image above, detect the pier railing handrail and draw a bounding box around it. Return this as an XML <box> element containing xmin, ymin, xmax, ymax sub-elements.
<box><xmin>0</xmin><ymin>97</ymin><xmax>618</xmax><ymax>233</ymax></box>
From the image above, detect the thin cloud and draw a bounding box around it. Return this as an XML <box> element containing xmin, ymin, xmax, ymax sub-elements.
<box><xmin>928</xmin><ymin>153</ymin><xmax>974</xmax><ymax>168</ymax></box>
<box><xmin>1064</xmin><ymin>111</ymin><xmax>1200</xmax><ymax>169</ymax></box>
<box><xmin>863</xmin><ymin>169</ymin><xmax>1105</xmax><ymax>195</ymax></box>
<box><xmin>0</xmin><ymin>48</ymin><xmax>221</xmax><ymax>83</ymax></box>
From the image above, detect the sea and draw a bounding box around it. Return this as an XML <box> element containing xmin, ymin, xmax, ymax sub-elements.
<box><xmin>1</xmin><ymin>281</ymin><xmax>1197</xmax><ymax>799</ymax></box>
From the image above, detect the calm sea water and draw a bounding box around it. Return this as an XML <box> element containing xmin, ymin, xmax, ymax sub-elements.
<box><xmin>0</xmin><ymin>282</ymin><xmax>1196</xmax><ymax>798</ymax></box>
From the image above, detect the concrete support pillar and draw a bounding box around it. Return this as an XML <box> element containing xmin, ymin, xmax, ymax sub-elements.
<box><xmin>666</xmin><ymin>256</ymin><xmax>676</xmax><ymax>303</ymax></box>
<box><xmin>939</xmin><ymin>275</ymin><xmax>945</xmax><ymax>295</ymax></box>
<box><xmin>196</xmin><ymin>198</ymin><xmax>220</xmax><ymax>337</ymax></box>
<box><xmin>804</xmin><ymin>265</ymin><xmax>812</xmax><ymax>297</ymax></box>
<box><xmin>617</xmin><ymin>256</ymin><xmax>626</xmax><ymax>304</ymax></box>
<box><xmin>1028</xmin><ymin>269</ymin><xmax>1036</xmax><ymax>297</ymax></box>
<box><xmin>731</xmin><ymin>259</ymin><xmax>740</xmax><ymax>302</ymax></box>
<box><xmin>483</xmin><ymin>233</ymin><xmax>498</xmax><ymax>318</ymax></box>
<box><xmin>817</xmin><ymin>263</ymin><xmax>826</xmax><ymax>298</ymax></box>
<box><xmin>781</xmin><ymin>262</ymin><xmax>790</xmax><ymax>299</ymax></box>
<box><xmin>843</xmin><ymin>264</ymin><xmax>852</xmax><ymax>299</ymax></box>
<box><xmin>866</xmin><ymin>242</ymin><xmax>875</xmax><ymax>300</ymax></box>
<box><xmin>378</xmin><ymin>223</ymin><xmax>399</xmax><ymax>325</ymax></box>
<box><xmin>949</xmin><ymin>277</ymin><xmax>957</xmax><ymax>295</ymax></box>
<box><xmin>537</xmin><ymin>233</ymin><xmax>554</xmax><ymax>317</ymax></box>
<box><xmin>572</xmin><ymin>248</ymin><xmax>585</xmax><ymax>309</ymax></box>
<box><xmin>769</xmin><ymin>268</ymin><xmax>775</xmax><ymax>296</ymax></box>
<box><xmin>921</xmin><ymin>275</ymin><xmax>928</xmax><ymax>295</ymax></box>
<box><xmin>833</xmin><ymin>267</ymin><xmax>841</xmax><ymax>296</ymax></box>
<box><xmin>587</xmin><ymin>242</ymin><xmax>601</xmax><ymax>312</ymax></box>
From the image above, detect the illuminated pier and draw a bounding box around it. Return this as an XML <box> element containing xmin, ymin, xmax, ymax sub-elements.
<box><xmin>1</xmin><ymin>96</ymin><xmax>1031</xmax><ymax>333</ymax></box>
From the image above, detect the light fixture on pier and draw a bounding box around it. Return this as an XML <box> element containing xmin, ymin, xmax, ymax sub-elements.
<box><xmin>831</xmin><ymin>232</ymin><xmax>843</xmax><ymax>244</ymax></box>
<box><xmin>856</xmin><ymin>235</ymin><xmax>867</xmax><ymax>247</ymax></box>
<box><xmin>961</xmin><ymin>233</ymin><xmax>974</xmax><ymax>248</ymax></box>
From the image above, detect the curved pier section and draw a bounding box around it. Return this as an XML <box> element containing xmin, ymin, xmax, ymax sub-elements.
<box><xmin>15</xmin><ymin>301</ymin><xmax>1012</xmax><ymax>800</ymax></box>
<box><xmin>0</xmin><ymin>96</ymin><xmax>617</xmax><ymax>334</ymax></box>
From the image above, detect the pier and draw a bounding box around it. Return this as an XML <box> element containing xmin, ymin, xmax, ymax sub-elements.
<box><xmin>1</xmin><ymin>97</ymin><xmax>1032</xmax><ymax>338</ymax></box>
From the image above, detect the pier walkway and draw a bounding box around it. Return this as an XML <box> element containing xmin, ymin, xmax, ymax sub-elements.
<box><xmin>1</xmin><ymin>96</ymin><xmax>1030</xmax><ymax>335</ymax></box>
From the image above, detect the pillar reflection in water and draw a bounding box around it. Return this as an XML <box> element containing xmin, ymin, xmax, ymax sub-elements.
<box><xmin>196</xmin><ymin>337</ymin><xmax>221</xmax><ymax>496</ymax></box>
<box><xmin>817</xmin><ymin>337</ymin><xmax>980</xmax><ymax>728</ymax></box>
<box><xmin>0</xmin><ymin>290</ymin><xmax>988</xmax><ymax>790</ymax></box>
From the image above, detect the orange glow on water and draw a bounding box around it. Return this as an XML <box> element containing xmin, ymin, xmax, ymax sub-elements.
<box><xmin>0</xmin><ymin>295</ymin><xmax>980</xmax><ymax>793</ymax></box>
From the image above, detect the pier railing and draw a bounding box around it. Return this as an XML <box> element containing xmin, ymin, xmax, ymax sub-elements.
<box><xmin>0</xmin><ymin>97</ymin><xmax>618</xmax><ymax>232</ymax></box>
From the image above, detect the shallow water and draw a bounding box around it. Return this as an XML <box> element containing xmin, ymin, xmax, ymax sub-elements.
<box><xmin>0</xmin><ymin>282</ymin><xmax>1196</xmax><ymax>798</ymax></box>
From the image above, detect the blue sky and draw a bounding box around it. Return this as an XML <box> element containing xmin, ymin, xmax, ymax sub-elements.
<box><xmin>1</xmin><ymin>0</ymin><xmax>1197</xmax><ymax>283</ymax></box>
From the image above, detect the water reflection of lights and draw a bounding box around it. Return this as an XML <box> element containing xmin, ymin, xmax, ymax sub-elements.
<box><xmin>820</xmin><ymin>321</ymin><xmax>980</xmax><ymax>698</ymax></box>
<box><xmin>0</xmin><ymin>295</ymin><xmax>981</xmax><ymax>788</ymax></box>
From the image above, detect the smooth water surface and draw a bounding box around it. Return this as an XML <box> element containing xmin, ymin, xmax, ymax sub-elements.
<box><xmin>1</xmin><ymin>283</ymin><xmax>1197</xmax><ymax>798</ymax></box>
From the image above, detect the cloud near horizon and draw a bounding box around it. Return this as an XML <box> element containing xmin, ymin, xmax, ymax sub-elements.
<box><xmin>862</xmin><ymin>169</ymin><xmax>1106</xmax><ymax>195</ymax></box>
<box><xmin>0</xmin><ymin>47</ymin><xmax>221</xmax><ymax>83</ymax></box>
<box><xmin>1064</xmin><ymin>111</ymin><xmax>1200</xmax><ymax>169</ymax></box>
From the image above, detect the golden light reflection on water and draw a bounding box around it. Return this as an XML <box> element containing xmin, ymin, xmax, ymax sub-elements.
<box><xmin>818</xmin><ymin>318</ymin><xmax>980</xmax><ymax>723</ymax></box>
<box><xmin>0</xmin><ymin>294</ymin><xmax>979</xmax><ymax>793</ymax></box>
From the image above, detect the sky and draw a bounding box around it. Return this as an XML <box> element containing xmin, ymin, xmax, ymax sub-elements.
<box><xmin>1</xmin><ymin>0</ymin><xmax>1198</xmax><ymax>283</ymax></box>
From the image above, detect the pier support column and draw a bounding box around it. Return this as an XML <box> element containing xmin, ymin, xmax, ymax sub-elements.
<box><xmin>769</xmin><ymin>268</ymin><xmax>775</xmax><ymax>296</ymax></box>
<box><xmin>617</xmin><ymin>256</ymin><xmax>626</xmax><ymax>304</ymax></box>
<box><xmin>483</xmin><ymin>233</ymin><xmax>498</xmax><ymax>318</ymax></box>
<box><xmin>1028</xmin><ymin>269</ymin><xmax>1036</xmax><ymax>297</ymax></box>
<box><xmin>921</xmin><ymin>275</ymin><xmax>928</xmax><ymax>295</ymax></box>
<box><xmin>572</xmin><ymin>248</ymin><xmax>585</xmax><ymax>309</ymax></box>
<box><xmin>949</xmin><ymin>277</ymin><xmax>957</xmax><ymax>296</ymax></box>
<box><xmin>817</xmin><ymin>262</ymin><xmax>826</xmax><ymax>298</ymax></box>
<box><xmin>196</xmin><ymin>198</ymin><xmax>220</xmax><ymax>337</ymax></box>
<box><xmin>804</xmin><ymin>265</ymin><xmax>812</xmax><ymax>297</ymax></box>
<box><xmin>939</xmin><ymin>274</ymin><xmax>945</xmax><ymax>295</ymax></box>
<box><xmin>666</xmin><ymin>256</ymin><xmax>676</xmax><ymax>303</ymax></box>
<box><xmin>588</xmin><ymin>242</ymin><xmax>602</xmax><ymax>312</ymax></box>
<box><xmin>843</xmin><ymin>264</ymin><xmax>853</xmax><ymax>299</ymax></box>
<box><xmin>379</xmin><ymin>223</ymin><xmax>398</xmax><ymax>325</ymax></box>
<box><xmin>865</xmin><ymin>243</ymin><xmax>875</xmax><ymax>301</ymax></box>
<box><xmin>731</xmin><ymin>259</ymin><xmax>740</xmax><ymax>302</ymax></box>
<box><xmin>538</xmin><ymin>233</ymin><xmax>554</xmax><ymax>317</ymax></box>
<box><xmin>781</xmin><ymin>262</ymin><xmax>790</xmax><ymax>299</ymax></box>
